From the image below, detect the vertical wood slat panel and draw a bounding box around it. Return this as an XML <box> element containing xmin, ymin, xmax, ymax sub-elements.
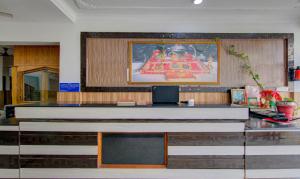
<box><xmin>179</xmin><ymin>92</ymin><xmax>230</xmax><ymax>104</ymax></box>
<box><xmin>57</xmin><ymin>92</ymin><xmax>292</xmax><ymax>104</ymax></box>
<box><xmin>220</xmin><ymin>39</ymin><xmax>285</xmax><ymax>87</ymax></box>
<box><xmin>86</xmin><ymin>38</ymin><xmax>286</xmax><ymax>87</ymax></box>
<box><xmin>13</xmin><ymin>46</ymin><xmax>60</xmax><ymax>104</ymax></box>
<box><xmin>14</xmin><ymin>46</ymin><xmax>59</xmax><ymax>67</ymax></box>
<box><xmin>81</xmin><ymin>92</ymin><xmax>152</xmax><ymax>105</ymax></box>
<box><xmin>57</xmin><ymin>92</ymin><xmax>81</xmax><ymax>103</ymax></box>
<box><xmin>57</xmin><ymin>92</ymin><xmax>152</xmax><ymax>105</ymax></box>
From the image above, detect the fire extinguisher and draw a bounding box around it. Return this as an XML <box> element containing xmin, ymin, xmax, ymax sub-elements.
<box><xmin>289</xmin><ymin>66</ymin><xmax>300</xmax><ymax>81</ymax></box>
<box><xmin>295</xmin><ymin>66</ymin><xmax>300</xmax><ymax>80</ymax></box>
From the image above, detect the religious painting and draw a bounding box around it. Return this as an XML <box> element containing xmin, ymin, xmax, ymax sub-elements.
<box><xmin>128</xmin><ymin>41</ymin><xmax>220</xmax><ymax>84</ymax></box>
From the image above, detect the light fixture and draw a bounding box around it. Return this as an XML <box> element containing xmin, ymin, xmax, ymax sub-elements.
<box><xmin>0</xmin><ymin>12</ymin><xmax>13</xmax><ymax>19</ymax></box>
<box><xmin>193</xmin><ymin>0</ymin><xmax>203</xmax><ymax>5</ymax></box>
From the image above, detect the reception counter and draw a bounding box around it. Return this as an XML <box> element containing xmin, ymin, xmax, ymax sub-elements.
<box><xmin>1</xmin><ymin>104</ymin><xmax>300</xmax><ymax>179</ymax></box>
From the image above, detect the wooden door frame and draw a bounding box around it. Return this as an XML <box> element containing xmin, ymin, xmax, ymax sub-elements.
<box><xmin>12</xmin><ymin>66</ymin><xmax>58</xmax><ymax>104</ymax></box>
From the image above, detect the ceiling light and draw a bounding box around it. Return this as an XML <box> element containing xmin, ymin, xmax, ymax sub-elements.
<box><xmin>193</xmin><ymin>0</ymin><xmax>203</xmax><ymax>5</ymax></box>
<box><xmin>0</xmin><ymin>12</ymin><xmax>13</xmax><ymax>19</ymax></box>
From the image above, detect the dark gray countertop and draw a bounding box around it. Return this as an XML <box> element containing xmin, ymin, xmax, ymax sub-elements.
<box><xmin>246</xmin><ymin>116</ymin><xmax>300</xmax><ymax>130</ymax></box>
<box><xmin>14</xmin><ymin>103</ymin><xmax>248</xmax><ymax>108</ymax></box>
<box><xmin>5</xmin><ymin>103</ymin><xmax>300</xmax><ymax>130</ymax></box>
<box><xmin>246</xmin><ymin>109</ymin><xmax>300</xmax><ymax>130</ymax></box>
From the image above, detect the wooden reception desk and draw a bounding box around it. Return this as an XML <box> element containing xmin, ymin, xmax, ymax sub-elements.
<box><xmin>1</xmin><ymin>104</ymin><xmax>300</xmax><ymax>179</ymax></box>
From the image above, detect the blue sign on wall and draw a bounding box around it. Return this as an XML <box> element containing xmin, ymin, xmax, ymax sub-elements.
<box><xmin>59</xmin><ymin>83</ymin><xmax>80</xmax><ymax>92</ymax></box>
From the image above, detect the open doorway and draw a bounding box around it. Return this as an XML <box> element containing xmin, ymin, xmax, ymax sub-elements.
<box><xmin>0</xmin><ymin>46</ymin><xmax>13</xmax><ymax>109</ymax></box>
<box><xmin>0</xmin><ymin>44</ymin><xmax>60</xmax><ymax>110</ymax></box>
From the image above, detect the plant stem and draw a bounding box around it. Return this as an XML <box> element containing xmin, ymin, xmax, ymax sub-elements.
<box><xmin>224</xmin><ymin>43</ymin><xmax>264</xmax><ymax>90</ymax></box>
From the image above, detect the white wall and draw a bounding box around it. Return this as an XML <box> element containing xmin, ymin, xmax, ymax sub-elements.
<box><xmin>0</xmin><ymin>20</ymin><xmax>299</xmax><ymax>90</ymax></box>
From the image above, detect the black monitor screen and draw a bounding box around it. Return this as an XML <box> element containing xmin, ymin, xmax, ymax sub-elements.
<box><xmin>152</xmin><ymin>86</ymin><xmax>179</xmax><ymax>104</ymax></box>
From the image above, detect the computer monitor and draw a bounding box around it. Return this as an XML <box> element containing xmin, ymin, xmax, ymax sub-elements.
<box><xmin>152</xmin><ymin>86</ymin><xmax>179</xmax><ymax>104</ymax></box>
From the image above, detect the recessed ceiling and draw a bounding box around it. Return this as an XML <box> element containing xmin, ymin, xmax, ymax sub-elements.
<box><xmin>0</xmin><ymin>0</ymin><xmax>300</xmax><ymax>24</ymax></box>
<box><xmin>73</xmin><ymin>0</ymin><xmax>300</xmax><ymax>9</ymax></box>
<box><xmin>0</xmin><ymin>0</ymin><xmax>72</xmax><ymax>22</ymax></box>
<box><xmin>61</xmin><ymin>0</ymin><xmax>300</xmax><ymax>24</ymax></box>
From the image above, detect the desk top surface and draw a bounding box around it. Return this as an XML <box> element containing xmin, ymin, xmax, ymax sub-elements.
<box><xmin>14</xmin><ymin>103</ymin><xmax>247</xmax><ymax>108</ymax></box>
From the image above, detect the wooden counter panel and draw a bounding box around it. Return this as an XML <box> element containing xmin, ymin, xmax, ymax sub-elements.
<box><xmin>168</xmin><ymin>132</ymin><xmax>244</xmax><ymax>146</ymax></box>
<box><xmin>20</xmin><ymin>155</ymin><xmax>97</xmax><ymax>168</ymax></box>
<box><xmin>20</xmin><ymin>132</ymin><xmax>98</xmax><ymax>145</ymax></box>
<box><xmin>246</xmin><ymin>155</ymin><xmax>300</xmax><ymax>169</ymax></box>
<box><xmin>0</xmin><ymin>131</ymin><xmax>19</xmax><ymax>145</ymax></box>
<box><xmin>0</xmin><ymin>155</ymin><xmax>19</xmax><ymax>169</ymax></box>
<box><xmin>246</xmin><ymin>131</ymin><xmax>300</xmax><ymax>146</ymax></box>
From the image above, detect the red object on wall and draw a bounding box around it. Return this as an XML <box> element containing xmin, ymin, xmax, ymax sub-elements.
<box><xmin>295</xmin><ymin>66</ymin><xmax>300</xmax><ymax>80</ymax></box>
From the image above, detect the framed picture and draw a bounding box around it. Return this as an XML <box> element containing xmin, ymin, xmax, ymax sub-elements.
<box><xmin>245</xmin><ymin>85</ymin><xmax>261</xmax><ymax>104</ymax></box>
<box><xmin>231</xmin><ymin>89</ymin><xmax>246</xmax><ymax>105</ymax></box>
<box><xmin>128</xmin><ymin>41</ymin><xmax>220</xmax><ymax>84</ymax></box>
<box><xmin>248</xmin><ymin>97</ymin><xmax>259</xmax><ymax>108</ymax></box>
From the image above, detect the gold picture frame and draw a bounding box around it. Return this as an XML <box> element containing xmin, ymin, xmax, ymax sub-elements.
<box><xmin>128</xmin><ymin>41</ymin><xmax>220</xmax><ymax>85</ymax></box>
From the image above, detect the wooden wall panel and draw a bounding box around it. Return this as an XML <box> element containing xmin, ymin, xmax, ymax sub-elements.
<box><xmin>86</xmin><ymin>39</ymin><xmax>129</xmax><ymax>87</ymax></box>
<box><xmin>12</xmin><ymin>46</ymin><xmax>59</xmax><ymax>104</ymax></box>
<box><xmin>57</xmin><ymin>91</ymin><xmax>292</xmax><ymax>105</ymax></box>
<box><xmin>81</xmin><ymin>92</ymin><xmax>152</xmax><ymax>105</ymax></box>
<box><xmin>57</xmin><ymin>92</ymin><xmax>152</xmax><ymax>105</ymax></box>
<box><xmin>179</xmin><ymin>92</ymin><xmax>230</xmax><ymax>104</ymax></box>
<box><xmin>14</xmin><ymin>46</ymin><xmax>59</xmax><ymax>67</ymax></box>
<box><xmin>221</xmin><ymin>40</ymin><xmax>285</xmax><ymax>87</ymax></box>
<box><xmin>57</xmin><ymin>92</ymin><xmax>81</xmax><ymax>103</ymax></box>
<box><xmin>86</xmin><ymin>38</ymin><xmax>286</xmax><ymax>88</ymax></box>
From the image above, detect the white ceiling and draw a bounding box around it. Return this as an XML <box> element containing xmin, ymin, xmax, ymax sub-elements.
<box><xmin>0</xmin><ymin>0</ymin><xmax>300</xmax><ymax>23</ymax></box>
<box><xmin>72</xmin><ymin>0</ymin><xmax>300</xmax><ymax>10</ymax></box>
<box><xmin>0</xmin><ymin>0</ymin><xmax>71</xmax><ymax>22</ymax></box>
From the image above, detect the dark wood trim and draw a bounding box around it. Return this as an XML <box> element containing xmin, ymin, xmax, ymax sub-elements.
<box><xmin>80</xmin><ymin>32</ymin><xmax>87</xmax><ymax>92</ymax></box>
<box><xmin>246</xmin><ymin>155</ymin><xmax>300</xmax><ymax>169</ymax></box>
<box><xmin>81</xmin><ymin>32</ymin><xmax>294</xmax><ymax>92</ymax></box>
<box><xmin>20</xmin><ymin>155</ymin><xmax>97</xmax><ymax>168</ymax></box>
<box><xmin>83</xmin><ymin>87</ymin><xmax>152</xmax><ymax>92</ymax></box>
<box><xmin>0</xmin><ymin>155</ymin><xmax>19</xmax><ymax>168</ymax></box>
<box><xmin>168</xmin><ymin>132</ymin><xmax>245</xmax><ymax>146</ymax></box>
<box><xmin>167</xmin><ymin>155</ymin><xmax>244</xmax><ymax>169</ymax></box>
<box><xmin>0</xmin><ymin>131</ymin><xmax>19</xmax><ymax>145</ymax></box>
<box><xmin>246</xmin><ymin>131</ymin><xmax>300</xmax><ymax>146</ymax></box>
<box><xmin>20</xmin><ymin>132</ymin><xmax>98</xmax><ymax>145</ymax></box>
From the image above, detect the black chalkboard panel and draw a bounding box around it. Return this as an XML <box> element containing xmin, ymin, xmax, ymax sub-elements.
<box><xmin>102</xmin><ymin>133</ymin><xmax>166</xmax><ymax>165</ymax></box>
